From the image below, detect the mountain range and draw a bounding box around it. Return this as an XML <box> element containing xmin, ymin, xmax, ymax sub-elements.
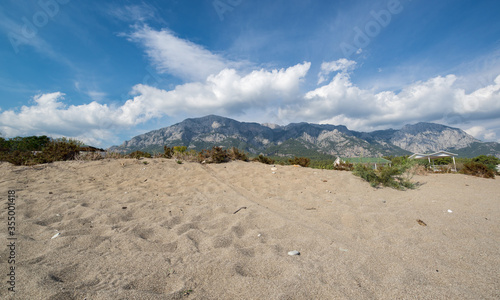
<box><xmin>109</xmin><ymin>115</ymin><xmax>500</xmax><ymax>158</ymax></box>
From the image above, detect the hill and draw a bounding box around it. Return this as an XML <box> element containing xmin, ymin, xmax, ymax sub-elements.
<box><xmin>109</xmin><ymin>115</ymin><xmax>498</xmax><ymax>158</ymax></box>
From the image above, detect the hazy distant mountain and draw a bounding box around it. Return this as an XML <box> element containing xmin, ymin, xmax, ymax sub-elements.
<box><xmin>109</xmin><ymin>115</ymin><xmax>499</xmax><ymax>158</ymax></box>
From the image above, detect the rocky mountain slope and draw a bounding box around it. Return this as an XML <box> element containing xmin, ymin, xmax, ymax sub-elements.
<box><xmin>109</xmin><ymin>115</ymin><xmax>499</xmax><ymax>158</ymax></box>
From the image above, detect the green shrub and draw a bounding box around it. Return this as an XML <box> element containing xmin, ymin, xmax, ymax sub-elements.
<box><xmin>35</xmin><ymin>138</ymin><xmax>82</xmax><ymax>164</ymax></box>
<box><xmin>4</xmin><ymin>135</ymin><xmax>51</xmax><ymax>152</ymax></box>
<box><xmin>0</xmin><ymin>150</ymin><xmax>36</xmax><ymax>166</ymax></box>
<box><xmin>472</xmin><ymin>155</ymin><xmax>500</xmax><ymax>173</ymax></box>
<box><xmin>164</xmin><ymin>146</ymin><xmax>199</xmax><ymax>161</ymax></box>
<box><xmin>378</xmin><ymin>165</ymin><xmax>416</xmax><ymax>189</ymax></box>
<box><xmin>127</xmin><ymin>150</ymin><xmax>152</xmax><ymax>159</ymax></box>
<box><xmin>352</xmin><ymin>160</ymin><xmax>417</xmax><ymax>190</ymax></box>
<box><xmin>0</xmin><ymin>137</ymin><xmax>83</xmax><ymax>165</ymax></box>
<box><xmin>460</xmin><ymin>161</ymin><xmax>495</xmax><ymax>179</ymax></box>
<box><xmin>173</xmin><ymin>146</ymin><xmax>187</xmax><ymax>154</ymax></box>
<box><xmin>353</xmin><ymin>164</ymin><xmax>379</xmax><ymax>187</ymax></box>
<box><xmin>288</xmin><ymin>156</ymin><xmax>310</xmax><ymax>167</ymax></box>
<box><xmin>0</xmin><ymin>137</ymin><xmax>9</xmax><ymax>152</ymax></box>
<box><xmin>252</xmin><ymin>154</ymin><xmax>275</xmax><ymax>165</ymax></box>
<box><xmin>434</xmin><ymin>157</ymin><xmax>453</xmax><ymax>165</ymax></box>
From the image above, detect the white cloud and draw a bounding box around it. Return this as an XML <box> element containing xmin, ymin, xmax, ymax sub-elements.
<box><xmin>86</xmin><ymin>91</ymin><xmax>107</xmax><ymax>101</ymax></box>
<box><xmin>0</xmin><ymin>92</ymin><xmax>123</xmax><ymax>146</ymax></box>
<box><xmin>107</xmin><ymin>4</ymin><xmax>158</xmax><ymax>23</ymax></box>
<box><xmin>3</xmin><ymin>66</ymin><xmax>500</xmax><ymax>146</ymax></box>
<box><xmin>317</xmin><ymin>59</ymin><xmax>356</xmax><ymax>84</ymax></box>
<box><xmin>0</xmin><ymin>63</ymin><xmax>311</xmax><ymax>146</ymax></box>
<box><xmin>127</xmin><ymin>26</ymin><xmax>238</xmax><ymax>82</ymax></box>
<box><xmin>2</xmin><ymin>62</ymin><xmax>499</xmax><ymax>147</ymax></box>
<box><xmin>122</xmin><ymin>62</ymin><xmax>311</xmax><ymax>118</ymax></box>
<box><xmin>465</xmin><ymin>126</ymin><xmax>497</xmax><ymax>142</ymax></box>
<box><xmin>280</xmin><ymin>72</ymin><xmax>500</xmax><ymax>136</ymax></box>
<box><xmin>3</xmin><ymin>12</ymin><xmax>500</xmax><ymax>149</ymax></box>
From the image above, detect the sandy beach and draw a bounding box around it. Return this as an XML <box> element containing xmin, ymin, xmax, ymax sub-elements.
<box><xmin>0</xmin><ymin>158</ymin><xmax>499</xmax><ymax>299</ymax></box>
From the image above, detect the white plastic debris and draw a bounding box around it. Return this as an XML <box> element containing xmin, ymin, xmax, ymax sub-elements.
<box><xmin>271</xmin><ymin>167</ymin><xmax>277</xmax><ymax>171</ymax></box>
<box><xmin>288</xmin><ymin>250</ymin><xmax>300</xmax><ymax>256</ymax></box>
<box><xmin>257</xmin><ymin>234</ymin><xmax>261</xmax><ymax>237</ymax></box>
<box><xmin>339</xmin><ymin>248</ymin><xmax>349</xmax><ymax>252</ymax></box>
<box><xmin>447</xmin><ymin>209</ymin><xmax>453</xmax><ymax>213</ymax></box>
<box><xmin>51</xmin><ymin>232</ymin><xmax>60</xmax><ymax>239</ymax></box>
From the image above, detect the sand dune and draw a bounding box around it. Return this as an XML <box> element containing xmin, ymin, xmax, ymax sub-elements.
<box><xmin>0</xmin><ymin>158</ymin><xmax>499</xmax><ymax>299</ymax></box>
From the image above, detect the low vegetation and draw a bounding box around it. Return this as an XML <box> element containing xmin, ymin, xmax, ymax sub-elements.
<box><xmin>252</xmin><ymin>154</ymin><xmax>275</xmax><ymax>165</ymax></box>
<box><xmin>352</xmin><ymin>159</ymin><xmax>417</xmax><ymax>190</ymax></box>
<box><xmin>127</xmin><ymin>150</ymin><xmax>152</xmax><ymax>159</ymax></box>
<box><xmin>459</xmin><ymin>161</ymin><xmax>495</xmax><ymax>179</ymax></box>
<box><xmin>196</xmin><ymin>146</ymin><xmax>249</xmax><ymax>163</ymax></box>
<box><xmin>0</xmin><ymin>136</ymin><xmax>82</xmax><ymax>165</ymax></box>
<box><xmin>472</xmin><ymin>155</ymin><xmax>500</xmax><ymax>174</ymax></box>
<box><xmin>1</xmin><ymin>135</ymin><xmax>498</xmax><ymax>184</ymax></box>
<box><xmin>288</xmin><ymin>156</ymin><xmax>311</xmax><ymax>167</ymax></box>
<box><xmin>333</xmin><ymin>160</ymin><xmax>353</xmax><ymax>171</ymax></box>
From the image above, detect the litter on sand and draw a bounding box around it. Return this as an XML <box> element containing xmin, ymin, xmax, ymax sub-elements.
<box><xmin>417</xmin><ymin>219</ymin><xmax>427</xmax><ymax>226</ymax></box>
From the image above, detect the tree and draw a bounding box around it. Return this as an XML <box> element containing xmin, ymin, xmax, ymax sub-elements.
<box><xmin>472</xmin><ymin>155</ymin><xmax>500</xmax><ymax>172</ymax></box>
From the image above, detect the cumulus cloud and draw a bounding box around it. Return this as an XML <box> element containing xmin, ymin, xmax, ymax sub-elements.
<box><xmin>0</xmin><ymin>63</ymin><xmax>311</xmax><ymax>146</ymax></box>
<box><xmin>3</xmin><ymin>16</ymin><xmax>500</xmax><ymax>148</ymax></box>
<box><xmin>124</xmin><ymin>62</ymin><xmax>310</xmax><ymax>116</ymax></box>
<box><xmin>317</xmin><ymin>58</ymin><xmax>356</xmax><ymax>84</ymax></box>
<box><xmin>280</xmin><ymin>72</ymin><xmax>500</xmax><ymax>136</ymax></box>
<box><xmin>0</xmin><ymin>92</ymin><xmax>138</xmax><ymax>146</ymax></box>
<box><xmin>2</xmin><ymin>60</ymin><xmax>500</xmax><ymax>147</ymax></box>
<box><xmin>465</xmin><ymin>126</ymin><xmax>498</xmax><ymax>142</ymax></box>
<box><xmin>127</xmin><ymin>26</ymin><xmax>236</xmax><ymax>82</ymax></box>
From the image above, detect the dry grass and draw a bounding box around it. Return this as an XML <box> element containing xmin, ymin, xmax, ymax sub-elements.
<box><xmin>409</xmin><ymin>164</ymin><xmax>428</xmax><ymax>176</ymax></box>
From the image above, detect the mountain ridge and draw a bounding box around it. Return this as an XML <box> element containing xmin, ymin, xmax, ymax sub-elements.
<box><xmin>109</xmin><ymin>115</ymin><xmax>500</xmax><ymax>158</ymax></box>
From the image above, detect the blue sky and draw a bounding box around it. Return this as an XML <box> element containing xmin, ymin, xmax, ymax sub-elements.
<box><xmin>1</xmin><ymin>0</ymin><xmax>499</xmax><ymax>147</ymax></box>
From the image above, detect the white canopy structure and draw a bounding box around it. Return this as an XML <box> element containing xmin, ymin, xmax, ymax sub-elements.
<box><xmin>409</xmin><ymin>150</ymin><xmax>458</xmax><ymax>172</ymax></box>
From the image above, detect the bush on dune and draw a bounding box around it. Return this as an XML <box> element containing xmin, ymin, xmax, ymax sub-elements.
<box><xmin>0</xmin><ymin>150</ymin><xmax>35</xmax><ymax>166</ymax></box>
<box><xmin>127</xmin><ymin>150</ymin><xmax>152</xmax><ymax>159</ymax></box>
<box><xmin>288</xmin><ymin>156</ymin><xmax>310</xmax><ymax>167</ymax></box>
<box><xmin>228</xmin><ymin>147</ymin><xmax>248</xmax><ymax>161</ymax></box>
<box><xmin>252</xmin><ymin>154</ymin><xmax>275</xmax><ymax>165</ymax></box>
<box><xmin>161</xmin><ymin>145</ymin><xmax>249</xmax><ymax>164</ymax></box>
<box><xmin>471</xmin><ymin>155</ymin><xmax>500</xmax><ymax>174</ymax></box>
<box><xmin>39</xmin><ymin>138</ymin><xmax>82</xmax><ymax>162</ymax></box>
<box><xmin>460</xmin><ymin>161</ymin><xmax>495</xmax><ymax>179</ymax></box>
<box><xmin>163</xmin><ymin>146</ymin><xmax>173</xmax><ymax>158</ymax></box>
<box><xmin>0</xmin><ymin>137</ymin><xmax>83</xmax><ymax>166</ymax></box>
<box><xmin>197</xmin><ymin>146</ymin><xmax>230</xmax><ymax>163</ymax></box>
<box><xmin>353</xmin><ymin>159</ymin><xmax>417</xmax><ymax>190</ymax></box>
